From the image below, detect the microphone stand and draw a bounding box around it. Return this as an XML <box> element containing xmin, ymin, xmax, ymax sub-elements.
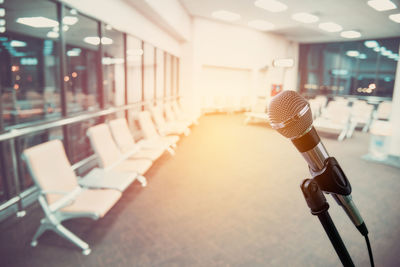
<box><xmin>301</xmin><ymin>178</ymin><xmax>355</xmax><ymax>266</ymax></box>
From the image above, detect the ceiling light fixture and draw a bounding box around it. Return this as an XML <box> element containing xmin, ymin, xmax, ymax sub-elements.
<box><xmin>291</xmin><ymin>13</ymin><xmax>319</xmax><ymax>23</ymax></box>
<box><xmin>318</xmin><ymin>22</ymin><xmax>343</xmax><ymax>32</ymax></box>
<box><xmin>389</xmin><ymin>13</ymin><xmax>400</xmax><ymax>23</ymax></box>
<box><xmin>16</xmin><ymin>17</ymin><xmax>58</xmax><ymax>28</ymax></box>
<box><xmin>211</xmin><ymin>10</ymin><xmax>241</xmax><ymax>22</ymax></box>
<box><xmin>340</xmin><ymin>30</ymin><xmax>361</xmax><ymax>39</ymax></box>
<box><xmin>364</xmin><ymin>40</ymin><xmax>379</xmax><ymax>48</ymax></box>
<box><xmin>0</xmin><ymin>26</ymin><xmax>5</xmax><ymax>33</ymax></box>
<box><xmin>254</xmin><ymin>0</ymin><xmax>288</xmax><ymax>13</ymax></box>
<box><xmin>358</xmin><ymin>54</ymin><xmax>367</xmax><ymax>59</ymax></box>
<box><xmin>84</xmin><ymin>36</ymin><xmax>113</xmax><ymax>46</ymax></box>
<box><xmin>47</xmin><ymin>31</ymin><xmax>59</xmax><ymax>39</ymax></box>
<box><xmin>10</xmin><ymin>40</ymin><xmax>27</xmax><ymax>47</ymax></box>
<box><xmin>247</xmin><ymin>20</ymin><xmax>275</xmax><ymax>31</ymax></box>
<box><xmin>63</xmin><ymin>16</ymin><xmax>78</xmax><ymax>26</ymax></box>
<box><xmin>367</xmin><ymin>0</ymin><xmax>397</xmax><ymax>11</ymax></box>
<box><xmin>0</xmin><ymin>19</ymin><xmax>5</xmax><ymax>26</ymax></box>
<box><xmin>0</xmin><ymin>8</ymin><xmax>5</xmax><ymax>17</ymax></box>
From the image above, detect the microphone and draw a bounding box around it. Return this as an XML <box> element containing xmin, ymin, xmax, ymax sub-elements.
<box><xmin>268</xmin><ymin>90</ymin><xmax>368</xmax><ymax>236</ymax></box>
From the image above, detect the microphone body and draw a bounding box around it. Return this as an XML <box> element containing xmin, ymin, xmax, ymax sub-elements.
<box><xmin>268</xmin><ymin>91</ymin><xmax>367</xmax><ymax>235</ymax></box>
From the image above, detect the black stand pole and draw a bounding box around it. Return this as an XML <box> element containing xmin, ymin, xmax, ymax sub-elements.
<box><xmin>301</xmin><ymin>179</ymin><xmax>355</xmax><ymax>267</ymax></box>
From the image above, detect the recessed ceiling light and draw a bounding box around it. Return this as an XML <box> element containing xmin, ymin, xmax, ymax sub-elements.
<box><xmin>389</xmin><ymin>13</ymin><xmax>400</xmax><ymax>23</ymax></box>
<box><xmin>358</xmin><ymin>54</ymin><xmax>367</xmax><ymax>59</ymax></box>
<box><xmin>84</xmin><ymin>36</ymin><xmax>113</xmax><ymax>46</ymax></box>
<box><xmin>0</xmin><ymin>19</ymin><xmax>5</xmax><ymax>26</ymax></box>
<box><xmin>340</xmin><ymin>30</ymin><xmax>361</xmax><ymax>39</ymax></box>
<box><xmin>16</xmin><ymin>17</ymin><xmax>58</xmax><ymax>28</ymax></box>
<box><xmin>254</xmin><ymin>0</ymin><xmax>288</xmax><ymax>13</ymax></box>
<box><xmin>364</xmin><ymin>40</ymin><xmax>379</xmax><ymax>48</ymax></box>
<box><xmin>0</xmin><ymin>8</ymin><xmax>5</xmax><ymax>17</ymax></box>
<box><xmin>382</xmin><ymin>50</ymin><xmax>392</xmax><ymax>56</ymax></box>
<box><xmin>373</xmin><ymin>47</ymin><xmax>380</xmax><ymax>52</ymax></box>
<box><xmin>318</xmin><ymin>22</ymin><xmax>343</xmax><ymax>32</ymax></box>
<box><xmin>212</xmin><ymin>10</ymin><xmax>241</xmax><ymax>22</ymax></box>
<box><xmin>47</xmin><ymin>31</ymin><xmax>59</xmax><ymax>39</ymax></box>
<box><xmin>367</xmin><ymin>0</ymin><xmax>397</xmax><ymax>11</ymax></box>
<box><xmin>63</xmin><ymin>16</ymin><xmax>78</xmax><ymax>26</ymax></box>
<box><xmin>346</xmin><ymin>50</ymin><xmax>360</xmax><ymax>57</ymax></box>
<box><xmin>0</xmin><ymin>26</ymin><xmax>5</xmax><ymax>33</ymax></box>
<box><xmin>247</xmin><ymin>20</ymin><xmax>275</xmax><ymax>31</ymax></box>
<box><xmin>291</xmin><ymin>13</ymin><xmax>319</xmax><ymax>23</ymax></box>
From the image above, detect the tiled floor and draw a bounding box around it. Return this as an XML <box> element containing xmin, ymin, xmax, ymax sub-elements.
<box><xmin>1</xmin><ymin>113</ymin><xmax>399</xmax><ymax>267</ymax></box>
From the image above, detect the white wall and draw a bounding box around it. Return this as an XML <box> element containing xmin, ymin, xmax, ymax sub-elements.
<box><xmin>189</xmin><ymin>18</ymin><xmax>299</xmax><ymax>107</ymax></box>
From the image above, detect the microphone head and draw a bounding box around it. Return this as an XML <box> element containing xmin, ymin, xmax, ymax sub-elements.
<box><xmin>268</xmin><ymin>90</ymin><xmax>313</xmax><ymax>139</ymax></box>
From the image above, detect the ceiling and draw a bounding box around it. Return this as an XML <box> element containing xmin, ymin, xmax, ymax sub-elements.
<box><xmin>179</xmin><ymin>0</ymin><xmax>400</xmax><ymax>43</ymax></box>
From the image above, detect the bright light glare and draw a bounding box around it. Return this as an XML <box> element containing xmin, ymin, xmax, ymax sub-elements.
<box><xmin>340</xmin><ymin>30</ymin><xmax>361</xmax><ymax>39</ymax></box>
<box><xmin>346</xmin><ymin>50</ymin><xmax>360</xmax><ymax>57</ymax></box>
<box><xmin>367</xmin><ymin>0</ymin><xmax>397</xmax><ymax>11</ymax></box>
<box><xmin>10</xmin><ymin>40</ymin><xmax>27</xmax><ymax>47</ymax></box>
<box><xmin>272</xmin><ymin>58</ymin><xmax>294</xmax><ymax>67</ymax></box>
<box><xmin>0</xmin><ymin>19</ymin><xmax>5</xmax><ymax>26</ymax></box>
<box><xmin>254</xmin><ymin>0</ymin><xmax>288</xmax><ymax>13</ymax></box>
<box><xmin>247</xmin><ymin>20</ymin><xmax>275</xmax><ymax>31</ymax></box>
<box><xmin>291</xmin><ymin>13</ymin><xmax>319</xmax><ymax>23</ymax></box>
<box><xmin>318</xmin><ymin>22</ymin><xmax>342</xmax><ymax>32</ymax></box>
<box><xmin>211</xmin><ymin>10</ymin><xmax>241</xmax><ymax>22</ymax></box>
<box><xmin>364</xmin><ymin>40</ymin><xmax>379</xmax><ymax>48</ymax></box>
<box><xmin>389</xmin><ymin>13</ymin><xmax>400</xmax><ymax>23</ymax></box>
<box><xmin>0</xmin><ymin>26</ymin><xmax>5</xmax><ymax>33</ymax></box>
<box><xmin>47</xmin><ymin>31</ymin><xmax>59</xmax><ymax>39</ymax></box>
<box><xmin>16</xmin><ymin>17</ymin><xmax>59</xmax><ymax>28</ymax></box>
<box><xmin>358</xmin><ymin>54</ymin><xmax>367</xmax><ymax>59</ymax></box>
<box><xmin>0</xmin><ymin>8</ymin><xmax>5</xmax><ymax>17</ymax></box>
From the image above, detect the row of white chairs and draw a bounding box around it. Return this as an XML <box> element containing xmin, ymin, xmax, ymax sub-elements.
<box><xmin>309</xmin><ymin>96</ymin><xmax>392</xmax><ymax>141</ymax></box>
<box><xmin>201</xmin><ymin>95</ymin><xmax>252</xmax><ymax>114</ymax></box>
<box><xmin>22</xmin><ymin>100</ymin><xmax>200</xmax><ymax>255</ymax></box>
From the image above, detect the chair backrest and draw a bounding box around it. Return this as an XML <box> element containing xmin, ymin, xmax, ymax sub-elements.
<box><xmin>23</xmin><ymin>140</ymin><xmax>78</xmax><ymax>204</ymax></box>
<box><xmin>376</xmin><ymin>101</ymin><xmax>392</xmax><ymax>120</ymax></box>
<box><xmin>150</xmin><ymin>106</ymin><xmax>167</xmax><ymax>128</ymax></box>
<box><xmin>108</xmin><ymin>118</ymin><xmax>136</xmax><ymax>154</ymax></box>
<box><xmin>138</xmin><ymin>111</ymin><xmax>160</xmax><ymax>139</ymax></box>
<box><xmin>164</xmin><ymin>103</ymin><xmax>177</xmax><ymax>122</ymax></box>
<box><xmin>87</xmin><ymin>124</ymin><xmax>123</xmax><ymax>168</ymax></box>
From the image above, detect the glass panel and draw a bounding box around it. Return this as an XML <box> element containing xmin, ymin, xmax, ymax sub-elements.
<box><xmin>156</xmin><ymin>49</ymin><xmax>164</xmax><ymax>101</ymax></box>
<box><xmin>338</xmin><ymin>42</ymin><xmax>359</xmax><ymax>96</ymax></box>
<box><xmin>126</xmin><ymin>35</ymin><xmax>142</xmax><ymax>105</ymax></box>
<box><xmin>143</xmin><ymin>43</ymin><xmax>154</xmax><ymax>102</ymax></box>
<box><xmin>165</xmin><ymin>54</ymin><xmax>171</xmax><ymax>98</ymax></box>
<box><xmin>64</xmin><ymin>8</ymin><xmax>100</xmax><ymax>114</ymax></box>
<box><xmin>102</xmin><ymin>24</ymin><xmax>125</xmax><ymax>107</ymax></box>
<box><xmin>0</xmin><ymin>0</ymin><xmax>61</xmax><ymax>127</ymax></box>
<box><xmin>376</xmin><ymin>38</ymin><xmax>399</xmax><ymax>97</ymax></box>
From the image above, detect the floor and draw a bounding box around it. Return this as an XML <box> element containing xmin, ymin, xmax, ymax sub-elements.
<box><xmin>1</xmin><ymin>113</ymin><xmax>399</xmax><ymax>267</ymax></box>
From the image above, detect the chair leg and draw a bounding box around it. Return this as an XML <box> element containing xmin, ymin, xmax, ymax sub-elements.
<box><xmin>136</xmin><ymin>175</ymin><xmax>147</xmax><ymax>187</ymax></box>
<box><xmin>31</xmin><ymin>221</ymin><xmax>51</xmax><ymax>247</ymax></box>
<box><xmin>54</xmin><ymin>224</ymin><xmax>91</xmax><ymax>255</ymax></box>
<box><xmin>167</xmin><ymin>147</ymin><xmax>176</xmax><ymax>156</ymax></box>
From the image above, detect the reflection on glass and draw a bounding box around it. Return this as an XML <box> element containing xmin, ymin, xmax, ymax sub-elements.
<box><xmin>156</xmin><ymin>48</ymin><xmax>164</xmax><ymax>101</ymax></box>
<box><xmin>377</xmin><ymin>39</ymin><xmax>398</xmax><ymax>97</ymax></box>
<box><xmin>64</xmin><ymin>8</ymin><xmax>99</xmax><ymax>114</ymax></box>
<box><xmin>143</xmin><ymin>43</ymin><xmax>155</xmax><ymax>101</ymax></box>
<box><xmin>340</xmin><ymin>42</ymin><xmax>359</xmax><ymax>95</ymax></box>
<box><xmin>0</xmin><ymin>0</ymin><xmax>61</xmax><ymax>127</ymax></box>
<box><xmin>127</xmin><ymin>35</ymin><xmax>142</xmax><ymax>105</ymax></box>
<box><xmin>102</xmin><ymin>24</ymin><xmax>125</xmax><ymax>107</ymax></box>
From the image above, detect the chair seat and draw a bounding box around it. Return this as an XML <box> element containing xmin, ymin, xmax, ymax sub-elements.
<box><xmin>131</xmin><ymin>148</ymin><xmax>164</xmax><ymax>161</ymax></box>
<box><xmin>113</xmin><ymin>158</ymin><xmax>153</xmax><ymax>174</ymax></box>
<box><xmin>61</xmin><ymin>188</ymin><xmax>121</xmax><ymax>218</ymax></box>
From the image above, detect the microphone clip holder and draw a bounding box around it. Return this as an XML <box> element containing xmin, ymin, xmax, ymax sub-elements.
<box><xmin>310</xmin><ymin>157</ymin><xmax>352</xmax><ymax>196</ymax></box>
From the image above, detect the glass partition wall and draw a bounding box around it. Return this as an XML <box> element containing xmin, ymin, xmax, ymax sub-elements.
<box><xmin>0</xmin><ymin>0</ymin><xmax>180</xmax><ymax>219</ymax></box>
<box><xmin>299</xmin><ymin>37</ymin><xmax>400</xmax><ymax>99</ymax></box>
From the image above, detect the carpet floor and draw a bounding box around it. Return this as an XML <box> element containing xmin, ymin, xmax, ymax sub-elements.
<box><xmin>1</xmin><ymin>113</ymin><xmax>399</xmax><ymax>267</ymax></box>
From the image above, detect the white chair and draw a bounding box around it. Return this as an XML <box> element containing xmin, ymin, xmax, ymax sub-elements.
<box><xmin>23</xmin><ymin>140</ymin><xmax>121</xmax><ymax>255</ymax></box>
<box><xmin>164</xmin><ymin>102</ymin><xmax>192</xmax><ymax>129</ymax></box>
<box><xmin>347</xmin><ymin>101</ymin><xmax>374</xmax><ymax>138</ymax></box>
<box><xmin>137</xmin><ymin>111</ymin><xmax>179</xmax><ymax>155</ymax></box>
<box><xmin>314</xmin><ymin>103</ymin><xmax>352</xmax><ymax>141</ymax></box>
<box><xmin>244</xmin><ymin>97</ymin><xmax>268</xmax><ymax>124</ymax></box>
<box><xmin>87</xmin><ymin>124</ymin><xmax>153</xmax><ymax>187</ymax></box>
<box><xmin>171</xmin><ymin>100</ymin><xmax>197</xmax><ymax>126</ymax></box>
<box><xmin>150</xmin><ymin>105</ymin><xmax>190</xmax><ymax>136</ymax></box>
<box><xmin>108</xmin><ymin>118</ymin><xmax>165</xmax><ymax>161</ymax></box>
<box><xmin>375</xmin><ymin>101</ymin><xmax>392</xmax><ymax>120</ymax></box>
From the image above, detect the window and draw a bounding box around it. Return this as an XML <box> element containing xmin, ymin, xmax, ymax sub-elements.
<box><xmin>126</xmin><ymin>35</ymin><xmax>142</xmax><ymax>105</ymax></box>
<box><xmin>165</xmin><ymin>53</ymin><xmax>171</xmax><ymax>98</ymax></box>
<box><xmin>156</xmin><ymin>48</ymin><xmax>164</xmax><ymax>101</ymax></box>
<box><xmin>102</xmin><ymin>24</ymin><xmax>125</xmax><ymax>107</ymax></box>
<box><xmin>0</xmin><ymin>0</ymin><xmax>61</xmax><ymax>128</ymax></box>
<box><xmin>64</xmin><ymin>8</ymin><xmax>100</xmax><ymax>114</ymax></box>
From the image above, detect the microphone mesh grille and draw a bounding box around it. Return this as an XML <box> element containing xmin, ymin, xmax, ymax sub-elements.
<box><xmin>268</xmin><ymin>90</ymin><xmax>313</xmax><ymax>139</ymax></box>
